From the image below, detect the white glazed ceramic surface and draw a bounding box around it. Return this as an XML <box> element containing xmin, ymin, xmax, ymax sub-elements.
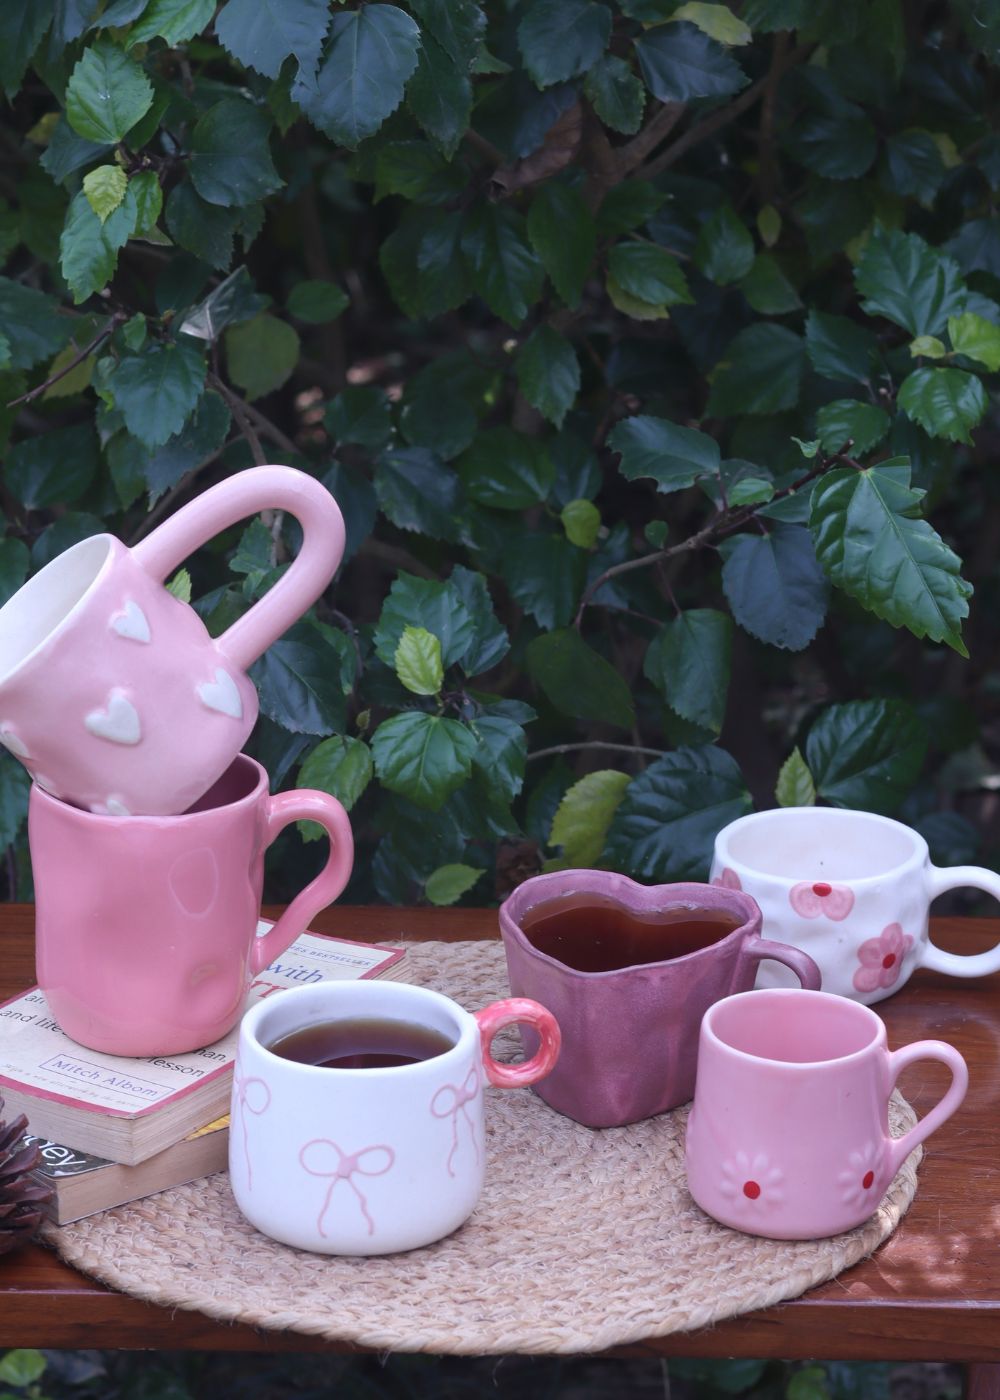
<box><xmin>230</xmin><ymin>981</ymin><xmax>559</xmax><ymax>1256</ymax></box>
<box><xmin>711</xmin><ymin>806</ymin><xmax>1000</xmax><ymax>1004</ymax></box>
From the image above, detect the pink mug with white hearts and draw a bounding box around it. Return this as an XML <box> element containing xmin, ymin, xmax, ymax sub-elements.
<box><xmin>0</xmin><ymin>465</ymin><xmax>343</xmax><ymax>816</ymax></box>
<box><xmin>712</xmin><ymin>806</ymin><xmax>1000</xmax><ymax>1004</ymax></box>
<box><xmin>230</xmin><ymin>980</ymin><xmax>560</xmax><ymax>1254</ymax></box>
<box><xmin>685</xmin><ymin>987</ymin><xmax>967</xmax><ymax>1239</ymax></box>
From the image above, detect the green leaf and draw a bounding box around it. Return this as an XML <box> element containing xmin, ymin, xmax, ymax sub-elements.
<box><xmin>225</xmin><ymin>313</ymin><xmax>299</xmax><ymax>400</ymax></box>
<box><xmin>189</xmin><ymin>98</ymin><xmax>282</xmax><ymax>208</ymax></box>
<box><xmin>141</xmin><ymin>390</ymin><xmax>232</xmax><ymax>501</ymax></box>
<box><xmin>757</xmin><ymin>203</ymin><xmax>781</xmax><ymax>246</ymax></box>
<box><xmin>458</xmin><ymin>427</ymin><xmax>554</xmax><ymax>509</ymax></box>
<box><xmin>854</xmin><ymin>226</ymin><xmax>967</xmax><ymax>337</ymax></box>
<box><xmin>425</xmin><ymin>863</ymin><xmax>485</xmax><ymax>905</ymax></box>
<box><xmin>215</xmin><ymin>0</ymin><xmax>331</xmax><ymax>80</ymax></box>
<box><xmin>250</xmin><ymin>621</ymin><xmax>345</xmax><ymax>735</ymax></box>
<box><xmin>584</xmin><ymin>54</ymin><xmax>646</xmax><ymax>135</ymax></box>
<box><xmin>515</xmin><ymin>325</ymin><xmax>580</xmax><ymax>428</ymax></box>
<box><xmin>785</xmin><ymin>105</ymin><xmax>877</xmax><ymax>181</ymax></box>
<box><xmin>0</xmin><ymin>278</ymin><xmax>72</xmax><ymax>370</ymax></box>
<box><xmin>548</xmin><ymin>769</ymin><xmax>631</xmax><ymax>867</ymax></box>
<box><xmin>375</xmin><ymin>140</ymin><xmax>467</xmax><ymax>206</ymax></box>
<box><xmin>805</xmin><ymin>310</ymin><xmax>877</xmax><ymax>384</ymax></box>
<box><xmin>561</xmin><ymin>498</ymin><xmax>602</xmax><ymax>549</ymax></box>
<box><xmin>0</xmin><ymin>753</ymin><xmax>30</xmax><ymax>853</ymax></box>
<box><xmin>596</xmin><ymin>181</ymin><xmax>665</xmax><ymax>238</ymax></box>
<box><xmin>526</xmin><ymin>627</ymin><xmax>635</xmax><ymax>730</ymax></box>
<box><xmin>449</xmin><ymin>567</ymin><xmax>510</xmax><ymax>675</ymax></box>
<box><xmin>499</xmin><ymin>531</ymin><xmax>586</xmax><ymax>629</ymax></box>
<box><xmin>805</xmin><ymin>699</ymin><xmax>927</xmax><ymax>814</ymax></box>
<box><xmin>816</xmin><ymin>400</ymin><xmax>891</xmax><ymax>456</ymax></box>
<box><xmin>810</xmin><ymin>460</ymin><xmax>972</xmax><ymax>655</ymax></box>
<box><xmin>608</xmin><ymin>242</ymin><xmax>693</xmax><ymax>306</ymax></box>
<box><xmin>882</xmin><ymin>130</ymin><xmax>947</xmax><ymax>204</ymax></box>
<box><xmin>0</xmin><ymin>538</ymin><xmax>29</xmax><ymax>609</ymax></box>
<box><xmin>462</xmin><ymin>203</ymin><xmax>545</xmax><ymax>326</ymax></box>
<box><xmin>518</xmin><ymin>0</ymin><xmax>612</xmax><ymax>87</ymax></box>
<box><xmin>297</xmin><ymin>736</ymin><xmax>373</xmax><ymax>837</ymax></box>
<box><xmin>635</xmin><ymin>20</ymin><xmax>747</xmax><ymax>103</ymax></box>
<box><xmin>728</xmin><ymin>476</ymin><xmax>773</xmax><ymax>506</ymax></box>
<box><xmin>644</xmin><ymin>608</ymin><xmax>732</xmax><ymax>735</ymax></box>
<box><xmin>694</xmin><ymin>204</ymin><xmax>754</xmax><ymax>285</ymax></box>
<box><xmin>721</xmin><ymin>523</ymin><xmax>828</xmax><ymax>650</ymax></box>
<box><xmin>0</xmin><ymin>1352</ymin><xmax>46</xmax><ymax>1389</ymax></box>
<box><xmin>129</xmin><ymin>0</ymin><xmax>215</xmax><ymax>45</ymax></box>
<box><xmin>395</xmin><ymin>625</ymin><xmax>444</xmax><ymax>696</ymax></box>
<box><xmin>375</xmin><ymin>447</ymin><xmax>463</xmax><ymax>541</ymax></box>
<box><xmin>407</xmin><ymin>32</ymin><xmax>472</xmax><ymax>160</ymax></box>
<box><xmin>897</xmin><ymin>367</ymin><xmax>988</xmax><ymax>445</ymax></box>
<box><xmin>738</xmin><ymin>253</ymin><xmax>801</xmax><ymax>315</ymax></box>
<box><xmin>166</xmin><ymin>568</ymin><xmax>192</xmax><ymax>603</ymax></box>
<box><xmin>6</xmin><ymin>423</ymin><xmax>97</xmax><ymax>509</ymax></box>
<box><xmin>287</xmin><ymin>280</ymin><xmax>348</xmax><ymax>324</ymax></box>
<box><xmin>108</xmin><ymin>337</ymin><xmax>206</xmax><ymax>448</ymax></box>
<box><xmin>947</xmin><ymin>312</ymin><xmax>1000</xmax><ymax>372</ymax></box>
<box><xmin>83</xmin><ymin>164</ymin><xmax>127</xmax><ymax>223</ymax></box>
<box><xmin>66</xmin><ymin>39</ymin><xmax>154</xmax><ymax>144</ymax></box>
<box><xmin>373</xmin><ymin>573</ymin><xmax>475</xmax><ymax>670</ymax></box>
<box><xmin>371</xmin><ymin>711</ymin><xmax>478</xmax><ymax>810</ymax></box>
<box><xmin>0</xmin><ymin>2</ymin><xmax>55</xmax><ymax>97</ymax></box>
<box><xmin>400</xmin><ymin>376</ymin><xmax>475</xmax><ymax>460</ymax></box>
<box><xmin>609</xmin><ymin>414</ymin><xmax>720</xmax><ymax>493</ymax></box>
<box><xmin>707</xmin><ymin>323</ymin><xmax>805</xmax><ymax>415</ymax></box>
<box><xmin>408</xmin><ymin>0</ymin><xmax>484</xmax><ymax>67</ymax></box>
<box><xmin>326</xmin><ymin>386</ymin><xmax>393</xmax><ymax>449</ymax></box>
<box><xmin>607</xmin><ymin>275</ymin><xmax>672</xmax><ymax>320</ymax></box>
<box><xmin>131</xmin><ymin>170</ymin><xmax>163</xmax><ymax>235</ymax></box>
<box><xmin>165</xmin><ymin>181</ymin><xmax>242</xmax><ymax>270</ymax></box>
<box><xmin>59</xmin><ymin>185</ymin><xmax>137</xmax><ymax>303</ymax></box>
<box><xmin>909</xmin><ymin>335</ymin><xmax>947</xmax><ymax>360</ymax></box>
<box><xmin>603</xmin><ymin>745</ymin><xmax>751</xmax><ymax>881</ymax></box>
<box><xmin>775</xmin><ymin>746</ymin><xmax>816</xmax><ymax>807</ymax></box>
<box><xmin>527</xmin><ymin>182</ymin><xmax>596</xmax><ymax>310</ymax></box>
<box><xmin>293</xmin><ymin>5</ymin><xmax>421</xmax><ymax>149</ymax></box>
<box><xmin>672</xmin><ymin>3</ymin><xmax>752</xmax><ymax>44</ymax></box>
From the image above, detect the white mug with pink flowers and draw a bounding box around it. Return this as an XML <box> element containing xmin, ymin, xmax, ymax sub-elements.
<box><xmin>711</xmin><ymin>806</ymin><xmax>1000</xmax><ymax>1004</ymax></box>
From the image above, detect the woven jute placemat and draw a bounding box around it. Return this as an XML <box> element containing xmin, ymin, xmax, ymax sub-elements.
<box><xmin>45</xmin><ymin>939</ymin><xmax>921</xmax><ymax>1355</ymax></box>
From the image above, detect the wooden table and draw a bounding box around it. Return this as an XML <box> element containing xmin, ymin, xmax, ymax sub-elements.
<box><xmin>2</xmin><ymin>905</ymin><xmax>999</xmax><ymax>1380</ymax></box>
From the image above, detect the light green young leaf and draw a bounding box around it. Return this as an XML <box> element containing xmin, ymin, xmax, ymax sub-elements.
<box><xmin>560</xmin><ymin>498</ymin><xmax>602</xmax><ymax>548</ymax></box>
<box><xmin>166</xmin><ymin>568</ymin><xmax>192</xmax><ymax>603</ymax></box>
<box><xmin>59</xmin><ymin>186</ymin><xmax>138</xmax><ymax>303</ymax></box>
<box><xmin>775</xmin><ymin>747</ymin><xmax>816</xmax><ymax>807</ymax></box>
<box><xmin>909</xmin><ymin>335</ymin><xmax>947</xmax><ymax>359</ymax></box>
<box><xmin>66</xmin><ymin>40</ymin><xmax>154</xmax><ymax>144</ymax></box>
<box><xmin>606</xmin><ymin>276</ymin><xmax>671</xmax><ymax>320</ymax></box>
<box><xmin>757</xmin><ymin>203</ymin><xmax>781</xmax><ymax>246</ymax></box>
<box><xmin>672</xmin><ymin>3</ymin><xmax>752</xmax><ymax>44</ymax></box>
<box><xmin>83</xmin><ymin>164</ymin><xmax>127</xmax><ymax>224</ymax></box>
<box><xmin>947</xmin><ymin>312</ymin><xmax>1000</xmax><ymax>372</ymax></box>
<box><xmin>395</xmin><ymin>625</ymin><xmax>444</xmax><ymax>696</ymax></box>
<box><xmin>548</xmin><ymin>769</ymin><xmax>631</xmax><ymax>868</ymax></box>
<box><xmin>225</xmin><ymin>314</ymin><xmax>300</xmax><ymax>400</ymax></box>
<box><xmin>425</xmin><ymin>863</ymin><xmax>485</xmax><ymax>905</ymax></box>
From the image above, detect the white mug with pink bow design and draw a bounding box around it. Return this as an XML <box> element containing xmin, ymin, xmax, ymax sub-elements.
<box><xmin>712</xmin><ymin>806</ymin><xmax>1000</xmax><ymax>1004</ymax></box>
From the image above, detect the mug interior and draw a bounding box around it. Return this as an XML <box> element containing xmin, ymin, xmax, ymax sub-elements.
<box><xmin>707</xmin><ymin>990</ymin><xmax>880</xmax><ymax>1064</ymax></box>
<box><xmin>185</xmin><ymin>754</ymin><xmax>262</xmax><ymax>812</ymax></box>
<box><xmin>721</xmin><ymin>807</ymin><xmax>919</xmax><ymax>881</ymax></box>
<box><xmin>0</xmin><ymin>535</ymin><xmax>113</xmax><ymax>685</ymax></box>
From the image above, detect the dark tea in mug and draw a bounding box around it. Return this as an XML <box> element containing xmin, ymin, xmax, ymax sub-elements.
<box><xmin>520</xmin><ymin>892</ymin><xmax>743</xmax><ymax>973</ymax></box>
<box><xmin>268</xmin><ymin>1016</ymin><xmax>455</xmax><ymax>1069</ymax></box>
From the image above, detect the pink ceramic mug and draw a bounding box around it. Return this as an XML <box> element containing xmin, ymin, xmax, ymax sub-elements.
<box><xmin>29</xmin><ymin>754</ymin><xmax>354</xmax><ymax>1057</ymax></box>
<box><xmin>0</xmin><ymin>465</ymin><xmax>344</xmax><ymax>816</ymax></box>
<box><xmin>499</xmin><ymin>869</ymin><xmax>820</xmax><ymax>1128</ymax></box>
<box><xmin>685</xmin><ymin>987</ymin><xmax>968</xmax><ymax>1239</ymax></box>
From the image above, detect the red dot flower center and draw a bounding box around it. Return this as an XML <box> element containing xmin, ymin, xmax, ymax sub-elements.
<box><xmin>862</xmin><ymin>1170</ymin><xmax>875</xmax><ymax>1190</ymax></box>
<box><xmin>812</xmin><ymin>882</ymin><xmax>832</xmax><ymax>897</ymax></box>
<box><xmin>882</xmin><ymin>953</ymin><xmax>896</xmax><ymax>969</ymax></box>
<box><xmin>742</xmin><ymin>1180</ymin><xmax>761</xmax><ymax>1200</ymax></box>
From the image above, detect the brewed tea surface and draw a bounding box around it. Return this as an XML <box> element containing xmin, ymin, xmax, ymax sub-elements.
<box><xmin>268</xmin><ymin>1017</ymin><xmax>455</xmax><ymax>1069</ymax></box>
<box><xmin>521</xmin><ymin>894</ymin><xmax>743</xmax><ymax>972</ymax></box>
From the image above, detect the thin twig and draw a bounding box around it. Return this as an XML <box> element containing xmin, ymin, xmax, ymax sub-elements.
<box><xmin>526</xmin><ymin>742</ymin><xmax>666</xmax><ymax>762</ymax></box>
<box><xmin>210</xmin><ymin>373</ymin><xmax>266</xmax><ymax>465</ymax></box>
<box><xmin>617</xmin><ymin>101</ymin><xmax>686</xmax><ymax>177</ymax></box>
<box><xmin>6</xmin><ymin>312</ymin><xmax>125</xmax><ymax>408</ymax></box>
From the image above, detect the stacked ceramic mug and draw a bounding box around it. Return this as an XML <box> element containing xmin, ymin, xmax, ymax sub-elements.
<box><xmin>0</xmin><ymin>466</ymin><xmax>355</xmax><ymax>1059</ymax></box>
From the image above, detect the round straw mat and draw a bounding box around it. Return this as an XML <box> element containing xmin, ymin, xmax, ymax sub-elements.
<box><xmin>45</xmin><ymin>939</ymin><xmax>921</xmax><ymax>1355</ymax></box>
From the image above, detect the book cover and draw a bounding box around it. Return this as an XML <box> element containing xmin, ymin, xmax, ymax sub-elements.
<box><xmin>0</xmin><ymin>926</ymin><xmax>405</xmax><ymax>1165</ymax></box>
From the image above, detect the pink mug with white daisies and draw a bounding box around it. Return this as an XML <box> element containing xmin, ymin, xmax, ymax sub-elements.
<box><xmin>712</xmin><ymin>807</ymin><xmax>1000</xmax><ymax>1004</ymax></box>
<box><xmin>685</xmin><ymin>988</ymin><xmax>967</xmax><ymax>1239</ymax></box>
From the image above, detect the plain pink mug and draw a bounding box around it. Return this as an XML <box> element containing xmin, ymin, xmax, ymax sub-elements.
<box><xmin>685</xmin><ymin>988</ymin><xmax>968</xmax><ymax>1239</ymax></box>
<box><xmin>0</xmin><ymin>465</ymin><xmax>344</xmax><ymax>816</ymax></box>
<box><xmin>29</xmin><ymin>755</ymin><xmax>354</xmax><ymax>1057</ymax></box>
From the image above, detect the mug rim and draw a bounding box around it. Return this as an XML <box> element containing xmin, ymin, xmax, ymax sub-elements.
<box><xmin>714</xmin><ymin>806</ymin><xmax>927</xmax><ymax>886</ymax></box>
<box><xmin>0</xmin><ymin>533</ymin><xmax>118</xmax><ymax>690</ymax></box>
<box><xmin>702</xmin><ymin>987</ymin><xmax>884</xmax><ymax>1069</ymax></box>
<box><xmin>241</xmin><ymin>980</ymin><xmax>475</xmax><ymax>1079</ymax></box>
<box><xmin>29</xmin><ymin>752</ymin><xmax>267</xmax><ymax>823</ymax></box>
<box><xmin>499</xmin><ymin>870</ymin><xmax>762</xmax><ymax>979</ymax></box>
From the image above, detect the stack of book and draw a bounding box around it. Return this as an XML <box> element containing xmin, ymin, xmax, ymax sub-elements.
<box><xmin>1</xmin><ymin>926</ymin><xmax>405</xmax><ymax>1224</ymax></box>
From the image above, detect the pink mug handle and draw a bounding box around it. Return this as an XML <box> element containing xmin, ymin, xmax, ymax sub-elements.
<box><xmin>884</xmin><ymin>1039</ymin><xmax>968</xmax><ymax>1177</ymax></box>
<box><xmin>743</xmin><ymin>936</ymin><xmax>822</xmax><ymax>990</ymax></box>
<box><xmin>132</xmin><ymin>465</ymin><xmax>345</xmax><ymax>672</ymax></box>
<box><xmin>249</xmin><ymin>788</ymin><xmax>355</xmax><ymax>974</ymax></box>
<box><xmin>474</xmin><ymin>998</ymin><xmax>561</xmax><ymax>1088</ymax></box>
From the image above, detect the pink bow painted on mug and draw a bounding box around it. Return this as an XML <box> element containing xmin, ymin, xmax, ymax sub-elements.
<box><xmin>430</xmin><ymin>1065</ymin><xmax>481</xmax><ymax>1178</ymax></box>
<box><xmin>299</xmin><ymin>1139</ymin><xmax>395</xmax><ymax>1238</ymax></box>
<box><xmin>853</xmin><ymin>922</ymin><xmax>914</xmax><ymax>993</ymax></box>
<box><xmin>789</xmin><ymin>880</ymin><xmax>854</xmax><ymax>921</ymax></box>
<box><xmin>232</xmin><ymin>1071</ymin><xmax>271</xmax><ymax>1191</ymax></box>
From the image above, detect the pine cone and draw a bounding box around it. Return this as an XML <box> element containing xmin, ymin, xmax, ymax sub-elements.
<box><xmin>0</xmin><ymin>1094</ymin><xmax>53</xmax><ymax>1254</ymax></box>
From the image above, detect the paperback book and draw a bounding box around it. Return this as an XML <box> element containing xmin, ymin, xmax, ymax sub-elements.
<box><xmin>0</xmin><ymin>926</ymin><xmax>405</xmax><ymax>1166</ymax></box>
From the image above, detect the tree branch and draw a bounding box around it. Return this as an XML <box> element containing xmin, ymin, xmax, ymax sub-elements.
<box><xmin>6</xmin><ymin>313</ymin><xmax>125</xmax><ymax>408</ymax></box>
<box><xmin>617</xmin><ymin>101</ymin><xmax>686</xmax><ymax>178</ymax></box>
<box><xmin>527</xmin><ymin>741</ymin><xmax>665</xmax><ymax>762</ymax></box>
<box><xmin>211</xmin><ymin>374</ymin><xmax>266</xmax><ymax>465</ymax></box>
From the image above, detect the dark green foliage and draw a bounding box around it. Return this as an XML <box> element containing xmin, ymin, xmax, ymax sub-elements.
<box><xmin>0</xmin><ymin>1</ymin><xmax>997</xmax><ymax>906</ymax></box>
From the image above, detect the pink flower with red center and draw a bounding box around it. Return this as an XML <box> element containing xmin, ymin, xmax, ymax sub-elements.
<box><xmin>789</xmin><ymin>879</ymin><xmax>854</xmax><ymax>921</ymax></box>
<box><xmin>837</xmin><ymin>1143</ymin><xmax>884</xmax><ymax>1208</ymax></box>
<box><xmin>713</xmin><ymin>867</ymin><xmax>742</xmax><ymax>891</ymax></box>
<box><xmin>718</xmin><ymin>1151</ymin><xmax>785</xmax><ymax>1212</ymax></box>
<box><xmin>853</xmin><ymin>922</ymin><xmax>913</xmax><ymax>993</ymax></box>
